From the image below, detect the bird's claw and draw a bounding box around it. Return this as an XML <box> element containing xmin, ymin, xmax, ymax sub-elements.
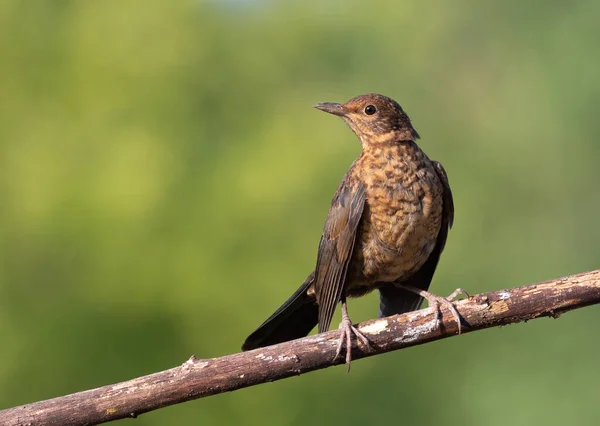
<box><xmin>428</xmin><ymin>292</ymin><xmax>462</xmax><ymax>333</ymax></box>
<box><xmin>334</xmin><ymin>315</ymin><xmax>370</xmax><ymax>372</ymax></box>
<box><xmin>396</xmin><ymin>285</ymin><xmax>468</xmax><ymax>333</ymax></box>
<box><xmin>446</xmin><ymin>288</ymin><xmax>469</xmax><ymax>301</ymax></box>
<box><xmin>431</xmin><ymin>288</ymin><xmax>470</xmax><ymax>332</ymax></box>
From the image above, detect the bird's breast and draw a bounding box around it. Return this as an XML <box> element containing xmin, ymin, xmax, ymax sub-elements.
<box><xmin>351</xmin><ymin>145</ymin><xmax>443</xmax><ymax>285</ymax></box>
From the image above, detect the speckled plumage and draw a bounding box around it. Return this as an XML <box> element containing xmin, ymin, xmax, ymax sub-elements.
<box><xmin>243</xmin><ymin>94</ymin><xmax>454</xmax><ymax>360</ymax></box>
<box><xmin>347</xmin><ymin>140</ymin><xmax>444</xmax><ymax>290</ymax></box>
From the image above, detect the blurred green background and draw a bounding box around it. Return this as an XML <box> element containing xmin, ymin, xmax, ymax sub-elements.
<box><xmin>1</xmin><ymin>0</ymin><xmax>599</xmax><ymax>424</ymax></box>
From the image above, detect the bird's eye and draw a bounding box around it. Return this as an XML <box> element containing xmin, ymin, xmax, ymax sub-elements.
<box><xmin>364</xmin><ymin>105</ymin><xmax>377</xmax><ymax>115</ymax></box>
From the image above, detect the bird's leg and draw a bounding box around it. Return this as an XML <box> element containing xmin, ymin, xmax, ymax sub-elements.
<box><xmin>395</xmin><ymin>285</ymin><xmax>469</xmax><ymax>333</ymax></box>
<box><xmin>334</xmin><ymin>298</ymin><xmax>370</xmax><ymax>371</ymax></box>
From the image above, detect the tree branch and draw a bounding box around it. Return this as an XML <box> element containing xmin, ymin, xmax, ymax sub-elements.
<box><xmin>2</xmin><ymin>269</ymin><xmax>600</xmax><ymax>426</ymax></box>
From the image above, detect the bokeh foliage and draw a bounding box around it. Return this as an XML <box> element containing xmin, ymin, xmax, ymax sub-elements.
<box><xmin>1</xmin><ymin>0</ymin><xmax>599</xmax><ymax>424</ymax></box>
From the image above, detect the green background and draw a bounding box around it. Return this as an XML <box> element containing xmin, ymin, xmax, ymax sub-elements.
<box><xmin>1</xmin><ymin>1</ymin><xmax>599</xmax><ymax>425</ymax></box>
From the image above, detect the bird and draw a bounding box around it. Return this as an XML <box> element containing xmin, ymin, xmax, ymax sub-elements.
<box><xmin>242</xmin><ymin>93</ymin><xmax>463</xmax><ymax>368</ymax></box>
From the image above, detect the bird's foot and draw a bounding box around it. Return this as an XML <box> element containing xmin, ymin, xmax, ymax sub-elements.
<box><xmin>334</xmin><ymin>319</ymin><xmax>369</xmax><ymax>372</ymax></box>
<box><xmin>334</xmin><ymin>301</ymin><xmax>370</xmax><ymax>372</ymax></box>
<box><xmin>397</xmin><ymin>285</ymin><xmax>469</xmax><ymax>333</ymax></box>
<box><xmin>446</xmin><ymin>288</ymin><xmax>469</xmax><ymax>302</ymax></box>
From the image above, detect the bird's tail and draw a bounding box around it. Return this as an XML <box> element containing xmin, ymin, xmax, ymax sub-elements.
<box><xmin>242</xmin><ymin>272</ymin><xmax>318</xmax><ymax>351</ymax></box>
<box><xmin>378</xmin><ymin>285</ymin><xmax>424</xmax><ymax>318</ymax></box>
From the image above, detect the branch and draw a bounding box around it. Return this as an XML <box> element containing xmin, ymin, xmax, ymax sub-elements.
<box><xmin>2</xmin><ymin>269</ymin><xmax>600</xmax><ymax>426</ymax></box>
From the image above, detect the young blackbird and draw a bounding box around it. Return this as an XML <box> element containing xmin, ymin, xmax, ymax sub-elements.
<box><xmin>242</xmin><ymin>94</ymin><xmax>462</xmax><ymax>368</ymax></box>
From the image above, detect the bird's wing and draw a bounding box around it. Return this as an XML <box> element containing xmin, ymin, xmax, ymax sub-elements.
<box><xmin>314</xmin><ymin>180</ymin><xmax>366</xmax><ymax>333</ymax></box>
<box><xmin>378</xmin><ymin>160</ymin><xmax>454</xmax><ymax>317</ymax></box>
<box><xmin>433</xmin><ymin>160</ymin><xmax>454</xmax><ymax>232</ymax></box>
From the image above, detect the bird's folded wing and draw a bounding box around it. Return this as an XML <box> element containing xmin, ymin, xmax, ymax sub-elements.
<box><xmin>314</xmin><ymin>180</ymin><xmax>366</xmax><ymax>333</ymax></box>
<box><xmin>433</xmin><ymin>160</ymin><xmax>454</xmax><ymax>232</ymax></box>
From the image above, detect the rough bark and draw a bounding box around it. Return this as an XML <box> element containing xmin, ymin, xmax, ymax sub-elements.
<box><xmin>2</xmin><ymin>269</ymin><xmax>599</xmax><ymax>426</ymax></box>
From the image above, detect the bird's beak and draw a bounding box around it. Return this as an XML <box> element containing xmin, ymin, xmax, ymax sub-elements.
<box><xmin>314</xmin><ymin>102</ymin><xmax>347</xmax><ymax>117</ymax></box>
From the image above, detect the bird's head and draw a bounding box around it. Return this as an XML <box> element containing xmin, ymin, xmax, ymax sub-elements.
<box><xmin>314</xmin><ymin>94</ymin><xmax>420</xmax><ymax>146</ymax></box>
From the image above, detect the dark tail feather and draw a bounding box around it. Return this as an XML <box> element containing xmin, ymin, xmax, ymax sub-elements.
<box><xmin>242</xmin><ymin>272</ymin><xmax>318</xmax><ymax>351</ymax></box>
<box><xmin>378</xmin><ymin>285</ymin><xmax>424</xmax><ymax>318</ymax></box>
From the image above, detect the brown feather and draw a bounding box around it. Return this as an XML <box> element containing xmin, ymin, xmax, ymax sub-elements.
<box><xmin>314</xmin><ymin>182</ymin><xmax>366</xmax><ymax>333</ymax></box>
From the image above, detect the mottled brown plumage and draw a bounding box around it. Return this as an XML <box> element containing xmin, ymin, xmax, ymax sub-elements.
<box><xmin>243</xmin><ymin>94</ymin><xmax>460</xmax><ymax>368</ymax></box>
